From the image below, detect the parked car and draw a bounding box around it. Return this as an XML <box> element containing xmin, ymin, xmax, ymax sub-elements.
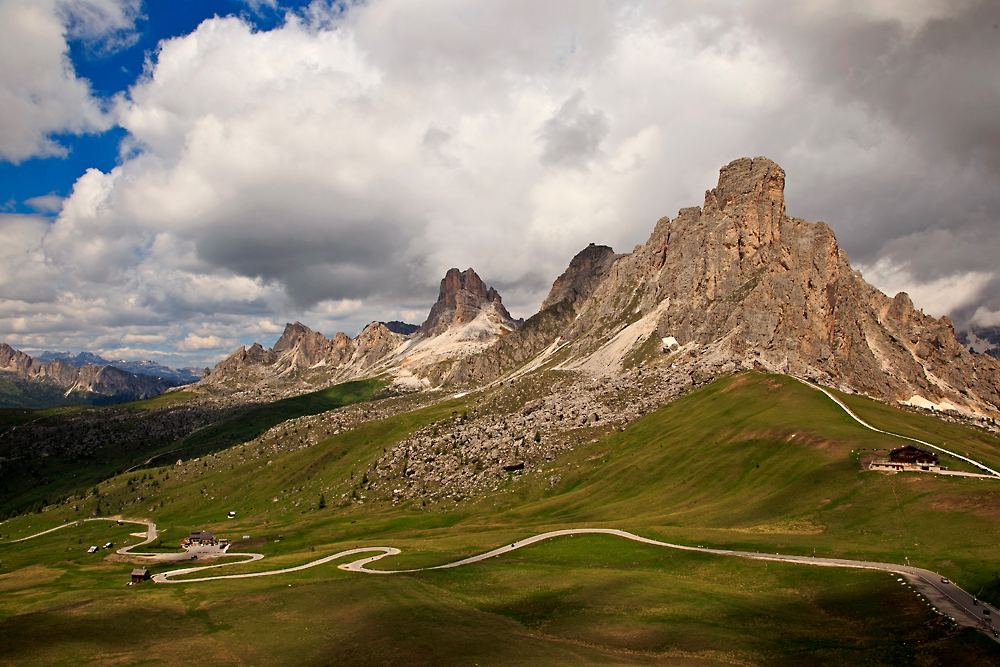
<box><xmin>940</xmin><ymin>577</ymin><xmax>950</xmax><ymax>584</ymax></box>
<box><xmin>103</xmin><ymin>542</ymin><xmax>113</xmax><ymax>549</ymax></box>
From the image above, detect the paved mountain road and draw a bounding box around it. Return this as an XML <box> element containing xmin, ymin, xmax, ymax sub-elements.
<box><xmin>5</xmin><ymin>515</ymin><xmax>998</xmax><ymax>642</ymax></box>
<box><xmin>148</xmin><ymin>526</ymin><xmax>1000</xmax><ymax>643</ymax></box>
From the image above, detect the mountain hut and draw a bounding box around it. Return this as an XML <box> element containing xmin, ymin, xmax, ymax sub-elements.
<box><xmin>889</xmin><ymin>445</ymin><xmax>939</xmax><ymax>465</ymax></box>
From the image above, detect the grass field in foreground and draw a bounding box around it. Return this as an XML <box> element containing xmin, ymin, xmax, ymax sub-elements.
<box><xmin>2</xmin><ymin>372</ymin><xmax>1000</xmax><ymax>665</ymax></box>
<box><xmin>2</xmin><ymin>533</ymin><xmax>997</xmax><ymax>666</ymax></box>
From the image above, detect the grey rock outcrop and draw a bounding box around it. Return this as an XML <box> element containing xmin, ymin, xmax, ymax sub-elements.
<box><xmin>418</xmin><ymin>268</ymin><xmax>516</xmax><ymax>337</ymax></box>
<box><xmin>380</xmin><ymin>321</ymin><xmax>420</xmax><ymax>336</ymax></box>
<box><xmin>540</xmin><ymin>243</ymin><xmax>619</xmax><ymax>311</ymax></box>
<box><xmin>474</xmin><ymin>156</ymin><xmax>1000</xmax><ymax>415</ymax></box>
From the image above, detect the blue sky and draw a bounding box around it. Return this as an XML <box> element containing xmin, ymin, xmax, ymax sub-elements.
<box><xmin>1</xmin><ymin>1</ymin><xmax>314</xmax><ymax>215</ymax></box>
<box><xmin>1</xmin><ymin>0</ymin><xmax>998</xmax><ymax>367</ymax></box>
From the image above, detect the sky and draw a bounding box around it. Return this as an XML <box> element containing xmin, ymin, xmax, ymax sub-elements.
<box><xmin>1</xmin><ymin>0</ymin><xmax>998</xmax><ymax>368</ymax></box>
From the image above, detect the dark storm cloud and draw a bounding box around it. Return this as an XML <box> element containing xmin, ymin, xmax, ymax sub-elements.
<box><xmin>742</xmin><ymin>1</ymin><xmax>1000</xmax><ymax>169</ymax></box>
<box><xmin>838</xmin><ymin>3</ymin><xmax>1000</xmax><ymax>174</ymax></box>
<box><xmin>748</xmin><ymin>0</ymin><xmax>1000</xmax><ymax>256</ymax></box>
<box><xmin>539</xmin><ymin>91</ymin><xmax>610</xmax><ymax>168</ymax></box>
<box><xmin>195</xmin><ymin>212</ymin><xmax>424</xmax><ymax>307</ymax></box>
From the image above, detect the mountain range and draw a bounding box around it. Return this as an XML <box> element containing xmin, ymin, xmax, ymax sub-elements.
<box><xmin>0</xmin><ymin>344</ymin><xmax>183</xmax><ymax>408</ymax></box>
<box><xmin>201</xmin><ymin>265</ymin><xmax>520</xmax><ymax>396</ymax></box>
<box><xmin>5</xmin><ymin>156</ymin><xmax>1000</xmax><ymax>664</ymax></box>
<box><xmin>3</xmin><ymin>156</ymin><xmax>996</xmax><ymax>418</ymax></box>
<box><xmin>27</xmin><ymin>351</ymin><xmax>205</xmax><ymax>383</ymax></box>
<box><xmin>201</xmin><ymin>157</ymin><xmax>999</xmax><ymax>419</ymax></box>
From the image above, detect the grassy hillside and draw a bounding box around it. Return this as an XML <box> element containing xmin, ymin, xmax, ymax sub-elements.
<box><xmin>0</xmin><ymin>375</ymin><xmax>85</xmax><ymax>409</ymax></box>
<box><xmin>0</xmin><ymin>379</ymin><xmax>386</xmax><ymax>519</ymax></box>
<box><xmin>3</xmin><ymin>372</ymin><xmax>1000</xmax><ymax>665</ymax></box>
<box><xmin>174</xmin><ymin>378</ymin><xmax>387</xmax><ymax>457</ymax></box>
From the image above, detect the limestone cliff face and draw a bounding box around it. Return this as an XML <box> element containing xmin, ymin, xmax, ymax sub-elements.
<box><xmin>0</xmin><ymin>342</ymin><xmax>180</xmax><ymax>403</ymax></box>
<box><xmin>499</xmin><ymin>156</ymin><xmax>999</xmax><ymax>415</ymax></box>
<box><xmin>418</xmin><ymin>268</ymin><xmax>516</xmax><ymax>337</ymax></box>
<box><xmin>268</xmin><ymin>322</ymin><xmax>355</xmax><ymax>372</ymax></box>
<box><xmin>0</xmin><ymin>343</ymin><xmax>43</xmax><ymax>376</ymax></box>
<box><xmin>354</xmin><ymin>322</ymin><xmax>402</xmax><ymax>369</ymax></box>
<box><xmin>540</xmin><ymin>244</ymin><xmax>619</xmax><ymax>311</ymax></box>
<box><xmin>205</xmin><ymin>343</ymin><xmax>278</xmax><ymax>386</ymax></box>
<box><xmin>272</xmin><ymin>322</ymin><xmax>332</xmax><ymax>364</ymax></box>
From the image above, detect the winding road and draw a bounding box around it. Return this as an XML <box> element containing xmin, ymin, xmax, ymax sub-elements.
<box><xmin>13</xmin><ymin>520</ymin><xmax>989</xmax><ymax>641</ymax></box>
<box><xmin>152</xmin><ymin>527</ymin><xmax>1000</xmax><ymax>643</ymax></box>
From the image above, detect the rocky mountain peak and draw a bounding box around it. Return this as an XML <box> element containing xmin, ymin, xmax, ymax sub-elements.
<box><xmin>701</xmin><ymin>156</ymin><xmax>787</xmax><ymax>256</ymax></box>
<box><xmin>704</xmin><ymin>157</ymin><xmax>785</xmax><ymax>221</ymax></box>
<box><xmin>541</xmin><ymin>243</ymin><xmax>619</xmax><ymax>311</ymax></box>
<box><xmin>272</xmin><ymin>321</ymin><xmax>314</xmax><ymax>352</ymax></box>
<box><xmin>504</xmin><ymin>155</ymin><xmax>1000</xmax><ymax>416</ymax></box>
<box><xmin>269</xmin><ymin>321</ymin><xmax>343</xmax><ymax>370</ymax></box>
<box><xmin>419</xmin><ymin>267</ymin><xmax>514</xmax><ymax>336</ymax></box>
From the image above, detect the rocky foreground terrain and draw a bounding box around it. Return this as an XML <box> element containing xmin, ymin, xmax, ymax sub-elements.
<box><xmin>191</xmin><ymin>364</ymin><xmax>693</xmax><ymax>508</ymax></box>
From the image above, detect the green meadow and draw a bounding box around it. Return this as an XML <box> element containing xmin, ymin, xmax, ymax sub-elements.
<box><xmin>3</xmin><ymin>373</ymin><xmax>1000</xmax><ymax>665</ymax></box>
<box><xmin>0</xmin><ymin>378</ymin><xmax>386</xmax><ymax>519</ymax></box>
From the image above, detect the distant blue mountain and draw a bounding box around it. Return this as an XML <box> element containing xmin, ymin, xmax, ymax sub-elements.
<box><xmin>30</xmin><ymin>351</ymin><xmax>204</xmax><ymax>383</ymax></box>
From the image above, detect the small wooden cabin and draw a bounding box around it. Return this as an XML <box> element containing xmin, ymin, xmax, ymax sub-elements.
<box><xmin>131</xmin><ymin>568</ymin><xmax>150</xmax><ymax>583</ymax></box>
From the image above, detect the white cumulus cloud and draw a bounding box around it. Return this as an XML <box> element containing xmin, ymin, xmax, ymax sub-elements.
<box><xmin>0</xmin><ymin>0</ymin><xmax>139</xmax><ymax>163</ymax></box>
